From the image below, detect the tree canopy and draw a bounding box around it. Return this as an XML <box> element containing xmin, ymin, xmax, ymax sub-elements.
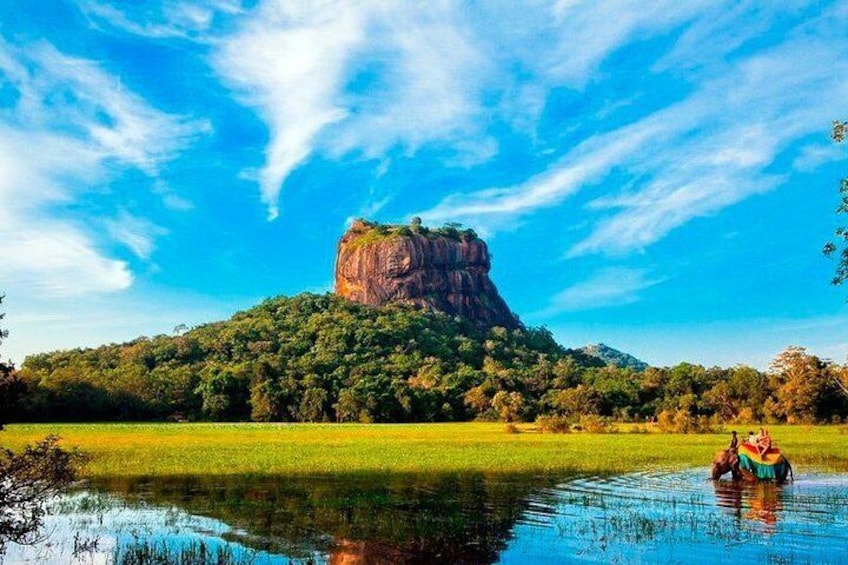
<box><xmin>8</xmin><ymin>293</ymin><xmax>847</xmax><ymax>425</ymax></box>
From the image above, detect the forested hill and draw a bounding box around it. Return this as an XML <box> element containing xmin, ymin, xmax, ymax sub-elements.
<box><xmin>11</xmin><ymin>293</ymin><xmax>848</xmax><ymax>425</ymax></box>
<box><xmin>579</xmin><ymin>343</ymin><xmax>649</xmax><ymax>371</ymax></box>
<box><xmin>14</xmin><ymin>293</ymin><xmax>601</xmax><ymax>422</ymax></box>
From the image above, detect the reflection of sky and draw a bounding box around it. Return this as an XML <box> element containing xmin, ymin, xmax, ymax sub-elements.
<box><xmin>497</xmin><ymin>470</ymin><xmax>848</xmax><ymax>564</ymax></box>
<box><xmin>4</xmin><ymin>472</ymin><xmax>848</xmax><ymax>565</ymax></box>
<box><xmin>3</xmin><ymin>492</ymin><xmax>325</xmax><ymax>565</ymax></box>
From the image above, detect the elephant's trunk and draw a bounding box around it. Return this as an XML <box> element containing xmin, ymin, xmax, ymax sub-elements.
<box><xmin>711</xmin><ymin>464</ymin><xmax>723</xmax><ymax>480</ymax></box>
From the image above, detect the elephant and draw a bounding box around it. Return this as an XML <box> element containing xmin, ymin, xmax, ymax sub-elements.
<box><xmin>711</xmin><ymin>448</ymin><xmax>741</xmax><ymax>480</ymax></box>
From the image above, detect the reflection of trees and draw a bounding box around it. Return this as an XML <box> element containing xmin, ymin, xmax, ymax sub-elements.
<box><xmin>91</xmin><ymin>473</ymin><xmax>554</xmax><ymax>564</ymax></box>
<box><xmin>713</xmin><ymin>480</ymin><xmax>783</xmax><ymax>533</ymax></box>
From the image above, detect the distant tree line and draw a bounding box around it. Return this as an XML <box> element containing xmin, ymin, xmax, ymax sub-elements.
<box><xmin>5</xmin><ymin>293</ymin><xmax>848</xmax><ymax>426</ymax></box>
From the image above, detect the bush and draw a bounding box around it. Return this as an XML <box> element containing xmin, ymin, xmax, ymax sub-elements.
<box><xmin>535</xmin><ymin>414</ymin><xmax>571</xmax><ymax>433</ymax></box>
<box><xmin>656</xmin><ymin>409</ymin><xmax>722</xmax><ymax>433</ymax></box>
<box><xmin>733</xmin><ymin>407</ymin><xmax>756</xmax><ymax>424</ymax></box>
<box><xmin>575</xmin><ymin>414</ymin><xmax>616</xmax><ymax>434</ymax></box>
<box><xmin>0</xmin><ymin>436</ymin><xmax>85</xmax><ymax>552</ymax></box>
<box><xmin>504</xmin><ymin>423</ymin><xmax>520</xmax><ymax>434</ymax></box>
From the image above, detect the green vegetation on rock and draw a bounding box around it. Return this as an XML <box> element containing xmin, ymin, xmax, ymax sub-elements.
<box><xmin>349</xmin><ymin>218</ymin><xmax>478</xmax><ymax>244</ymax></box>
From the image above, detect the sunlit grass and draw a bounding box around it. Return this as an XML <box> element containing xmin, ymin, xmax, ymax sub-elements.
<box><xmin>1</xmin><ymin>423</ymin><xmax>846</xmax><ymax>478</ymax></box>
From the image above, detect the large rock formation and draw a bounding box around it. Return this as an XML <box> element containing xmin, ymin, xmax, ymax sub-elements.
<box><xmin>335</xmin><ymin>220</ymin><xmax>520</xmax><ymax>329</ymax></box>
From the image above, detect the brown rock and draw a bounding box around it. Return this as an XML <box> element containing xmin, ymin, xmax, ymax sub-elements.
<box><xmin>334</xmin><ymin>220</ymin><xmax>520</xmax><ymax>329</ymax></box>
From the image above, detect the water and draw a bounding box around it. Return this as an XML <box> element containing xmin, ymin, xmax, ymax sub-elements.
<box><xmin>3</xmin><ymin>470</ymin><xmax>848</xmax><ymax>564</ymax></box>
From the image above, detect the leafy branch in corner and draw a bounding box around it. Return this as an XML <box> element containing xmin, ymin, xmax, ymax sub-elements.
<box><xmin>0</xmin><ymin>437</ymin><xmax>86</xmax><ymax>551</ymax></box>
<box><xmin>0</xmin><ymin>294</ymin><xmax>86</xmax><ymax>555</ymax></box>
<box><xmin>823</xmin><ymin>121</ymin><xmax>848</xmax><ymax>286</ymax></box>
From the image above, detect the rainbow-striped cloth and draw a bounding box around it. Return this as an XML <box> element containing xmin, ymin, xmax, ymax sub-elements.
<box><xmin>738</xmin><ymin>443</ymin><xmax>790</xmax><ymax>482</ymax></box>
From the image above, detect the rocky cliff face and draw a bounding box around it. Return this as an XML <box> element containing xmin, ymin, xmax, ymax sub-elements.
<box><xmin>335</xmin><ymin>220</ymin><xmax>520</xmax><ymax>329</ymax></box>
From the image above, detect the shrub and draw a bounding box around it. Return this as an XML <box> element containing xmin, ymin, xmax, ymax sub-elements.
<box><xmin>575</xmin><ymin>414</ymin><xmax>616</xmax><ymax>434</ymax></box>
<box><xmin>656</xmin><ymin>409</ymin><xmax>722</xmax><ymax>433</ymax></box>
<box><xmin>535</xmin><ymin>414</ymin><xmax>571</xmax><ymax>433</ymax></box>
<box><xmin>734</xmin><ymin>407</ymin><xmax>755</xmax><ymax>424</ymax></box>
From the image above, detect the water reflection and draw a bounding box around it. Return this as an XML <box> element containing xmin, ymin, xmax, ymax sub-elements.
<box><xmin>714</xmin><ymin>480</ymin><xmax>782</xmax><ymax>531</ymax></box>
<box><xmin>90</xmin><ymin>473</ymin><xmax>550</xmax><ymax>564</ymax></box>
<box><xmin>3</xmin><ymin>470</ymin><xmax>848</xmax><ymax>564</ymax></box>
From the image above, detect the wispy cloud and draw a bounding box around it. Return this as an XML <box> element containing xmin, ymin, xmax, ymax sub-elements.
<box><xmin>420</xmin><ymin>117</ymin><xmax>666</xmax><ymax>229</ymax></box>
<box><xmin>0</xmin><ymin>38</ymin><xmax>203</xmax><ymax>296</ymax></box>
<box><xmin>211</xmin><ymin>2</ymin><xmax>495</xmax><ymax>220</ymax></box>
<box><xmin>536</xmin><ymin>267</ymin><xmax>665</xmax><ymax>316</ymax></box>
<box><xmin>79</xmin><ymin>0</ymin><xmax>243</xmax><ymax>40</ymax></box>
<box><xmin>89</xmin><ymin>1</ymin><xmax>737</xmax><ymax>221</ymax></box>
<box><xmin>212</xmin><ymin>2</ymin><xmax>367</xmax><ymax>220</ymax></box>
<box><xmin>105</xmin><ymin>211</ymin><xmax>169</xmax><ymax>260</ymax></box>
<box><xmin>570</xmin><ymin>28</ymin><xmax>848</xmax><ymax>256</ymax></box>
<box><xmin>422</xmin><ymin>6</ymin><xmax>848</xmax><ymax>256</ymax></box>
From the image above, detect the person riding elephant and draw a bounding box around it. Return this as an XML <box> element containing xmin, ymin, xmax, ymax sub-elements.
<box><xmin>711</xmin><ymin>448</ymin><xmax>741</xmax><ymax>480</ymax></box>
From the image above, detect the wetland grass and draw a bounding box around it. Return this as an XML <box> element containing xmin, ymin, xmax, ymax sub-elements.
<box><xmin>1</xmin><ymin>423</ymin><xmax>846</xmax><ymax>478</ymax></box>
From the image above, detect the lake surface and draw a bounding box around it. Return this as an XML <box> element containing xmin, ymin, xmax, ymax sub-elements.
<box><xmin>3</xmin><ymin>469</ymin><xmax>848</xmax><ymax>564</ymax></box>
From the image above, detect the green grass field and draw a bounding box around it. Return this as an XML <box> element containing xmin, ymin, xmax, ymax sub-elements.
<box><xmin>2</xmin><ymin>423</ymin><xmax>846</xmax><ymax>478</ymax></box>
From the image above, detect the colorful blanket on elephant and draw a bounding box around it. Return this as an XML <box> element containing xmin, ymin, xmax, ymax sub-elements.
<box><xmin>738</xmin><ymin>443</ymin><xmax>790</xmax><ymax>481</ymax></box>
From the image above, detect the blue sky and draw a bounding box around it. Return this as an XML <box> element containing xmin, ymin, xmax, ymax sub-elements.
<box><xmin>1</xmin><ymin>1</ymin><xmax>847</xmax><ymax>368</ymax></box>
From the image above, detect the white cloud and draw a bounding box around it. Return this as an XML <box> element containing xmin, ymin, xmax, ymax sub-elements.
<box><xmin>70</xmin><ymin>1</ymin><xmax>848</xmax><ymax>258</ymax></box>
<box><xmin>569</xmin><ymin>31</ymin><xmax>848</xmax><ymax>256</ymax></box>
<box><xmin>0</xmin><ymin>37</ymin><xmax>202</xmax><ymax>297</ymax></box>
<box><xmin>3</xmin><ymin>224</ymin><xmax>132</xmax><ymax>297</ymax></box>
<box><xmin>420</xmin><ymin>116</ymin><xmax>666</xmax><ymax>227</ymax></box>
<box><xmin>537</xmin><ymin>267</ymin><xmax>664</xmax><ymax>316</ymax></box>
<box><xmin>0</xmin><ymin>128</ymin><xmax>133</xmax><ymax>296</ymax></box>
<box><xmin>213</xmin><ymin>1</ymin><xmax>367</xmax><ymax>220</ymax></box>
<box><xmin>421</xmin><ymin>8</ymin><xmax>848</xmax><ymax>256</ymax></box>
<box><xmin>79</xmin><ymin>0</ymin><xmax>243</xmax><ymax>39</ymax></box>
<box><xmin>211</xmin><ymin>1</ymin><xmax>494</xmax><ymax>219</ymax></box>
<box><xmin>792</xmin><ymin>143</ymin><xmax>845</xmax><ymax>172</ymax></box>
<box><xmin>98</xmin><ymin>0</ymin><xmax>733</xmax><ymax>220</ymax></box>
<box><xmin>105</xmin><ymin>211</ymin><xmax>169</xmax><ymax>260</ymax></box>
<box><xmin>547</xmin><ymin>0</ymin><xmax>717</xmax><ymax>84</ymax></box>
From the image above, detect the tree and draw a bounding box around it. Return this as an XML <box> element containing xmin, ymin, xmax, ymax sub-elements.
<box><xmin>833</xmin><ymin>362</ymin><xmax>848</xmax><ymax>397</ymax></box>
<box><xmin>298</xmin><ymin>387</ymin><xmax>329</xmax><ymax>422</ymax></box>
<box><xmin>0</xmin><ymin>294</ymin><xmax>20</xmax><ymax>430</ymax></box>
<box><xmin>769</xmin><ymin>346</ymin><xmax>840</xmax><ymax>423</ymax></box>
<box><xmin>823</xmin><ymin>121</ymin><xmax>848</xmax><ymax>285</ymax></box>
<box><xmin>0</xmin><ymin>294</ymin><xmax>83</xmax><ymax>555</ymax></box>
<box><xmin>0</xmin><ymin>437</ymin><xmax>80</xmax><ymax>553</ymax></box>
<box><xmin>491</xmin><ymin>391</ymin><xmax>525</xmax><ymax>422</ymax></box>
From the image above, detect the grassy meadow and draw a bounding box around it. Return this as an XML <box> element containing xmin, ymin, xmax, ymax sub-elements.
<box><xmin>2</xmin><ymin>423</ymin><xmax>847</xmax><ymax>478</ymax></box>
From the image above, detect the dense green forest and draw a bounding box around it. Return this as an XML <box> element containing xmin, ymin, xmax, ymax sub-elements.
<box><xmin>6</xmin><ymin>293</ymin><xmax>848</xmax><ymax>426</ymax></box>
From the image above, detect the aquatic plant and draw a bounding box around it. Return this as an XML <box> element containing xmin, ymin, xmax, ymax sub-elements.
<box><xmin>113</xmin><ymin>539</ymin><xmax>257</xmax><ymax>565</ymax></box>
